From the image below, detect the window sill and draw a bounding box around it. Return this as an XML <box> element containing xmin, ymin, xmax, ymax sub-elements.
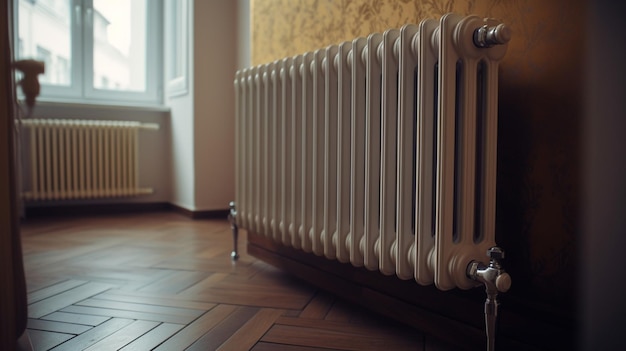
<box><xmin>28</xmin><ymin>99</ymin><xmax>171</xmax><ymax>113</ymax></box>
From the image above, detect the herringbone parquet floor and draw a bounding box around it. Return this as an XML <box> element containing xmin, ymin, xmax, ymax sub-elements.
<box><xmin>18</xmin><ymin>211</ymin><xmax>455</xmax><ymax>350</ymax></box>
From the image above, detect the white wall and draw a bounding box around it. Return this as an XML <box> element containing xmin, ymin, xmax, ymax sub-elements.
<box><xmin>167</xmin><ymin>91</ymin><xmax>195</xmax><ymax>209</ymax></box>
<box><xmin>192</xmin><ymin>0</ymin><xmax>237</xmax><ymax>211</ymax></box>
<box><xmin>167</xmin><ymin>0</ymin><xmax>240</xmax><ymax>212</ymax></box>
<box><xmin>165</xmin><ymin>0</ymin><xmax>195</xmax><ymax>210</ymax></box>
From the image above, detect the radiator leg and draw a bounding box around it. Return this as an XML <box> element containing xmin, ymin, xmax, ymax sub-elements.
<box><xmin>467</xmin><ymin>247</ymin><xmax>512</xmax><ymax>351</ymax></box>
<box><xmin>228</xmin><ymin>201</ymin><xmax>239</xmax><ymax>260</ymax></box>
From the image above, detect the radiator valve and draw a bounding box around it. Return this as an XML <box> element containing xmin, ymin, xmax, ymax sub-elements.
<box><xmin>468</xmin><ymin>247</ymin><xmax>511</xmax><ymax>293</ymax></box>
<box><xmin>467</xmin><ymin>247</ymin><xmax>511</xmax><ymax>351</ymax></box>
<box><xmin>473</xmin><ymin>23</ymin><xmax>511</xmax><ymax>48</ymax></box>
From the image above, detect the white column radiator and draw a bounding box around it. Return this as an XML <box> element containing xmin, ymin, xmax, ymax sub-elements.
<box><xmin>234</xmin><ymin>13</ymin><xmax>510</xmax><ymax>291</ymax></box>
<box><xmin>20</xmin><ymin>118</ymin><xmax>158</xmax><ymax>202</ymax></box>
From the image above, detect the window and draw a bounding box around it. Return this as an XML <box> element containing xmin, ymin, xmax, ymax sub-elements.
<box><xmin>35</xmin><ymin>46</ymin><xmax>53</xmax><ymax>84</ymax></box>
<box><xmin>165</xmin><ymin>0</ymin><xmax>189</xmax><ymax>97</ymax></box>
<box><xmin>56</xmin><ymin>56</ymin><xmax>70</xmax><ymax>85</ymax></box>
<box><xmin>15</xmin><ymin>0</ymin><xmax>162</xmax><ymax>104</ymax></box>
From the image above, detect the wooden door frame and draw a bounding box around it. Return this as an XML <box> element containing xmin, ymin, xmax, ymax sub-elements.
<box><xmin>0</xmin><ymin>0</ymin><xmax>27</xmax><ymax>349</ymax></box>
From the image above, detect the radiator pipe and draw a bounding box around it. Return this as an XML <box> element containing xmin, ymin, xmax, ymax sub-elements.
<box><xmin>467</xmin><ymin>247</ymin><xmax>511</xmax><ymax>351</ymax></box>
<box><xmin>228</xmin><ymin>201</ymin><xmax>239</xmax><ymax>260</ymax></box>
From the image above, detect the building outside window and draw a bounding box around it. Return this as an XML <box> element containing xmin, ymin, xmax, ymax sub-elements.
<box><xmin>15</xmin><ymin>0</ymin><xmax>162</xmax><ymax>104</ymax></box>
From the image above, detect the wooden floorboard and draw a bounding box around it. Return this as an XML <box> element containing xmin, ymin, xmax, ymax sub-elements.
<box><xmin>217</xmin><ymin>308</ymin><xmax>285</xmax><ymax>351</ymax></box>
<box><xmin>40</xmin><ymin>312</ymin><xmax>110</xmax><ymax>327</ymax></box>
<box><xmin>25</xmin><ymin>329</ymin><xmax>74</xmax><ymax>351</ymax></box>
<box><xmin>298</xmin><ymin>292</ymin><xmax>335</xmax><ymax>319</ymax></box>
<box><xmin>74</xmin><ymin>298</ymin><xmax>206</xmax><ymax>318</ymax></box>
<box><xmin>82</xmin><ymin>320</ymin><xmax>160</xmax><ymax>351</ymax></box>
<box><xmin>28</xmin><ymin>282</ymin><xmax>115</xmax><ymax>319</ymax></box>
<box><xmin>59</xmin><ymin>305</ymin><xmax>197</xmax><ymax>325</ymax></box>
<box><xmin>151</xmin><ymin>305</ymin><xmax>238</xmax><ymax>351</ymax></box>
<box><xmin>48</xmin><ymin>318</ymin><xmax>134</xmax><ymax>351</ymax></box>
<box><xmin>185</xmin><ymin>306</ymin><xmax>260</xmax><ymax>351</ymax></box>
<box><xmin>117</xmin><ymin>323</ymin><xmax>185</xmax><ymax>351</ymax></box>
<box><xmin>93</xmin><ymin>290</ymin><xmax>217</xmax><ymax>311</ymax></box>
<box><xmin>261</xmin><ymin>324</ymin><xmax>422</xmax><ymax>351</ymax></box>
<box><xmin>20</xmin><ymin>212</ymin><xmax>454</xmax><ymax>350</ymax></box>
<box><xmin>251</xmin><ymin>343</ymin><xmax>346</xmax><ymax>351</ymax></box>
<box><xmin>27</xmin><ymin>318</ymin><xmax>92</xmax><ymax>335</ymax></box>
<box><xmin>27</xmin><ymin>280</ymin><xmax>89</xmax><ymax>304</ymax></box>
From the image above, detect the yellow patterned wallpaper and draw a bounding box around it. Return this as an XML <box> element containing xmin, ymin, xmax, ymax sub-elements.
<box><xmin>250</xmin><ymin>0</ymin><xmax>585</xmax><ymax>317</ymax></box>
<box><xmin>251</xmin><ymin>0</ymin><xmax>583</xmax><ymax>77</ymax></box>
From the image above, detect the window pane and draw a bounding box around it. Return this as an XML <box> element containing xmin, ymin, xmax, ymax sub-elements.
<box><xmin>18</xmin><ymin>0</ymin><xmax>72</xmax><ymax>86</ymax></box>
<box><xmin>169</xmin><ymin>0</ymin><xmax>185</xmax><ymax>80</ymax></box>
<box><xmin>93</xmin><ymin>0</ymin><xmax>147</xmax><ymax>92</ymax></box>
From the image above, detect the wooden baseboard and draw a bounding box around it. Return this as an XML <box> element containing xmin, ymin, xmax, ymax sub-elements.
<box><xmin>246</xmin><ymin>230</ymin><xmax>573</xmax><ymax>351</ymax></box>
<box><xmin>24</xmin><ymin>202</ymin><xmax>228</xmax><ymax>220</ymax></box>
<box><xmin>24</xmin><ymin>202</ymin><xmax>172</xmax><ymax>218</ymax></box>
<box><xmin>168</xmin><ymin>204</ymin><xmax>229</xmax><ymax>220</ymax></box>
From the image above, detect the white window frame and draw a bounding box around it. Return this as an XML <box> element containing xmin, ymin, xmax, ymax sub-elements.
<box><xmin>165</xmin><ymin>0</ymin><xmax>189</xmax><ymax>98</ymax></box>
<box><xmin>14</xmin><ymin>0</ymin><xmax>163</xmax><ymax>106</ymax></box>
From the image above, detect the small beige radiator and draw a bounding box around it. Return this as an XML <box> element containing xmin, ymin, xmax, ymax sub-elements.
<box><xmin>20</xmin><ymin>118</ymin><xmax>158</xmax><ymax>201</ymax></box>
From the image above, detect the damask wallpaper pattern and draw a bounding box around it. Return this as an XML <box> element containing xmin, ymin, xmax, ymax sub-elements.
<box><xmin>250</xmin><ymin>0</ymin><xmax>584</xmax><ymax>318</ymax></box>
